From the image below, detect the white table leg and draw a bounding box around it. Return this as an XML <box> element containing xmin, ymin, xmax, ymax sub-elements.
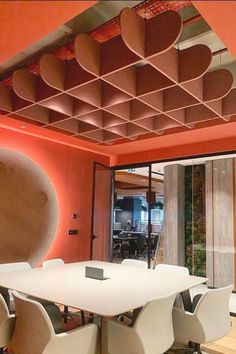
<box><xmin>101</xmin><ymin>316</ymin><xmax>108</xmax><ymax>354</ymax></box>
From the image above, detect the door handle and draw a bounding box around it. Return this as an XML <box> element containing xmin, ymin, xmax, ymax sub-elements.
<box><xmin>90</xmin><ymin>234</ymin><xmax>99</xmax><ymax>240</ymax></box>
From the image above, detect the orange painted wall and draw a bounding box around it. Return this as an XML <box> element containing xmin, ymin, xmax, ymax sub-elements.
<box><xmin>193</xmin><ymin>1</ymin><xmax>236</xmax><ymax>59</ymax></box>
<box><xmin>0</xmin><ymin>127</ymin><xmax>109</xmax><ymax>263</ymax></box>
<box><xmin>0</xmin><ymin>1</ymin><xmax>97</xmax><ymax>63</ymax></box>
<box><xmin>111</xmin><ymin>120</ymin><xmax>236</xmax><ymax>167</ymax></box>
<box><xmin>112</xmin><ymin>136</ymin><xmax>236</xmax><ymax>167</ymax></box>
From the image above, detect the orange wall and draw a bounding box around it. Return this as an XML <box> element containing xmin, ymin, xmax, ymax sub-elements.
<box><xmin>193</xmin><ymin>1</ymin><xmax>236</xmax><ymax>59</ymax></box>
<box><xmin>0</xmin><ymin>127</ymin><xmax>109</xmax><ymax>263</ymax></box>
<box><xmin>0</xmin><ymin>1</ymin><xmax>97</xmax><ymax>63</ymax></box>
<box><xmin>113</xmin><ymin>137</ymin><xmax>236</xmax><ymax>167</ymax></box>
<box><xmin>111</xmin><ymin>121</ymin><xmax>236</xmax><ymax>167</ymax></box>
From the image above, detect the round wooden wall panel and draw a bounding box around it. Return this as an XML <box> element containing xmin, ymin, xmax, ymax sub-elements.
<box><xmin>0</xmin><ymin>149</ymin><xmax>58</xmax><ymax>266</ymax></box>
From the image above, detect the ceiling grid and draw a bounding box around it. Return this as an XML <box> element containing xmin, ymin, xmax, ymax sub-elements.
<box><xmin>0</xmin><ymin>7</ymin><xmax>235</xmax><ymax>145</ymax></box>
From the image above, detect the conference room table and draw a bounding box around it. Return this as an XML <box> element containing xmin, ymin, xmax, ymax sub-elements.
<box><xmin>0</xmin><ymin>260</ymin><xmax>207</xmax><ymax>354</ymax></box>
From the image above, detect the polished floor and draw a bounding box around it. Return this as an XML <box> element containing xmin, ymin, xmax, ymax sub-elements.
<box><xmin>170</xmin><ymin>317</ymin><xmax>236</xmax><ymax>354</ymax></box>
<box><xmin>65</xmin><ymin>309</ymin><xmax>236</xmax><ymax>354</ymax></box>
<box><xmin>202</xmin><ymin>317</ymin><xmax>236</xmax><ymax>354</ymax></box>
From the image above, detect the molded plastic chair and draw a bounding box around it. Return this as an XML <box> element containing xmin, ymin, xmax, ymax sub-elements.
<box><xmin>0</xmin><ymin>294</ymin><xmax>15</xmax><ymax>354</ymax></box>
<box><xmin>0</xmin><ymin>262</ymin><xmax>31</xmax><ymax>273</ymax></box>
<box><xmin>0</xmin><ymin>262</ymin><xmax>31</xmax><ymax>311</ymax></box>
<box><xmin>42</xmin><ymin>258</ymin><xmax>83</xmax><ymax>325</ymax></box>
<box><xmin>154</xmin><ymin>263</ymin><xmax>189</xmax><ymax>275</ymax></box>
<box><xmin>12</xmin><ymin>292</ymin><xmax>99</xmax><ymax>354</ymax></box>
<box><xmin>173</xmin><ymin>285</ymin><xmax>233</xmax><ymax>353</ymax></box>
<box><xmin>42</xmin><ymin>258</ymin><xmax>65</xmax><ymax>269</ymax></box>
<box><xmin>108</xmin><ymin>292</ymin><xmax>177</xmax><ymax>354</ymax></box>
<box><xmin>0</xmin><ymin>262</ymin><xmax>63</xmax><ymax>332</ymax></box>
<box><xmin>154</xmin><ymin>264</ymin><xmax>190</xmax><ymax>311</ymax></box>
<box><xmin>120</xmin><ymin>259</ymin><xmax>148</xmax><ymax>322</ymax></box>
<box><xmin>121</xmin><ymin>259</ymin><xmax>148</xmax><ymax>269</ymax></box>
<box><xmin>128</xmin><ymin>234</ymin><xmax>146</xmax><ymax>258</ymax></box>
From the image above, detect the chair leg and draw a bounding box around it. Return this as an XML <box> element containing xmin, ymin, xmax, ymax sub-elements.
<box><xmin>64</xmin><ymin>306</ymin><xmax>86</xmax><ymax>326</ymax></box>
<box><xmin>194</xmin><ymin>343</ymin><xmax>201</xmax><ymax>353</ymax></box>
<box><xmin>165</xmin><ymin>348</ymin><xmax>195</xmax><ymax>354</ymax></box>
<box><xmin>63</xmin><ymin>306</ymin><xmax>68</xmax><ymax>323</ymax></box>
<box><xmin>81</xmin><ymin>311</ymin><xmax>85</xmax><ymax>325</ymax></box>
<box><xmin>165</xmin><ymin>341</ymin><xmax>200</xmax><ymax>354</ymax></box>
<box><xmin>167</xmin><ymin>342</ymin><xmax>201</xmax><ymax>354</ymax></box>
<box><xmin>188</xmin><ymin>342</ymin><xmax>201</xmax><ymax>354</ymax></box>
<box><xmin>132</xmin><ymin>307</ymin><xmax>142</xmax><ymax>325</ymax></box>
<box><xmin>88</xmin><ymin>313</ymin><xmax>94</xmax><ymax>324</ymax></box>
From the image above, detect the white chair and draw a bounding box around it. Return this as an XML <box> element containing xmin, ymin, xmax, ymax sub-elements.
<box><xmin>108</xmin><ymin>292</ymin><xmax>177</xmax><ymax>354</ymax></box>
<box><xmin>121</xmin><ymin>259</ymin><xmax>148</xmax><ymax>269</ymax></box>
<box><xmin>12</xmin><ymin>291</ymin><xmax>99</xmax><ymax>354</ymax></box>
<box><xmin>42</xmin><ymin>258</ymin><xmax>82</xmax><ymax>325</ymax></box>
<box><xmin>154</xmin><ymin>263</ymin><xmax>189</xmax><ymax>275</ymax></box>
<box><xmin>0</xmin><ymin>294</ymin><xmax>15</xmax><ymax>354</ymax></box>
<box><xmin>120</xmin><ymin>259</ymin><xmax>147</xmax><ymax>323</ymax></box>
<box><xmin>0</xmin><ymin>262</ymin><xmax>31</xmax><ymax>311</ymax></box>
<box><xmin>154</xmin><ymin>264</ymin><xmax>190</xmax><ymax>311</ymax></box>
<box><xmin>0</xmin><ymin>262</ymin><xmax>31</xmax><ymax>273</ymax></box>
<box><xmin>42</xmin><ymin>258</ymin><xmax>65</xmax><ymax>269</ymax></box>
<box><xmin>173</xmin><ymin>285</ymin><xmax>233</xmax><ymax>353</ymax></box>
<box><xmin>0</xmin><ymin>262</ymin><xmax>63</xmax><ymax>332</ymax></box>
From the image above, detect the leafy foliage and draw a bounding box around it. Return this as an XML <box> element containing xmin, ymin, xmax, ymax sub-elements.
<box><xmin>185</xmin><ymin>165</ymin><xmax>206</xmax><ymax>277</ymax></box>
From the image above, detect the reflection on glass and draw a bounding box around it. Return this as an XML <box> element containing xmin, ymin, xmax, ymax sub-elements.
<box><xmin>112</xmin><ymin>154</ymin><xmax>236</xmax><ymax>292</ymax></box>
<box><xmin>112</xmin><ymin>168</ymin><xmax>164</xmax><ymax>264</ymax></box>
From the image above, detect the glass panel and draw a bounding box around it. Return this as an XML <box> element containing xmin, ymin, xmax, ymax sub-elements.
<box><xmin>112</xmin><ymin>167</ymin><xmax>149</xmax><ymax>265</ymax></box>
<box><xmin>150</xmin><ymin>168</ymin><xmax>164</xmax><ymax>267</ymax></box>
<box><xmin>138</xmin><ymin>154</ymin><xmax>236</xmax><ymax>315</ymax></box>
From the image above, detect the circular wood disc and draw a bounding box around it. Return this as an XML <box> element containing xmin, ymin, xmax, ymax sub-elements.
<box><xmin>0</xmin><ymin>149</ymin><xmax>58</xmax><ymax>266</ymax></box>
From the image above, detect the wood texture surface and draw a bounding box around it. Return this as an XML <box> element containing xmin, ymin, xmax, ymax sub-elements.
<box><xmin>0</xmin><ymin>149</ymin><xmax>58</xmax><ymax>266</ymax></box>
<box><xmin>205</xmin><ymin>158</ymin><xmax>235</xmax><ymax>288</ymax></box>
<box><xmin>0</xmin><ymin>8</ymin><xmax>235</xmax><ymax>146</ymax></box>
<box><xmin>164</xmin><ymin>164</ymin><xmax>185</xmax><ymax>266</ymax></box>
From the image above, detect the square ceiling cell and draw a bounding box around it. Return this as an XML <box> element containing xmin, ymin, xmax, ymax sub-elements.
<box><xmin>136</xmin><ymin>64</ymin><xmax>175</xmax><ymax>97</ymax></box>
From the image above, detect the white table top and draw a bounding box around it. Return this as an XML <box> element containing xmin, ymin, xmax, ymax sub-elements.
<box><xmin>0</xmin><ymin>261</ymin><xmax>207</xmax><ymax>317</ymax></box>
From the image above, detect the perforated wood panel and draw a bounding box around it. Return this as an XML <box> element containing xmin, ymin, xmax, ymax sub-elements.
<box><xmin>0</xmin><ymin>8</ymin><xmax>234</xmax><ymax>145</ymax></box>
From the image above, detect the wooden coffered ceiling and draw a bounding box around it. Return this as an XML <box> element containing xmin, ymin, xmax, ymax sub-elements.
<box><xmin>1</xmin><ymin>2</ymin><xmax>236</xmax><ymax>156</ymax></box>
<box><xmin>115</xmin><ymin>171</ymin><xmax>163</xmax><ymax>196</ymax></box>
<box><xmin>0</xmin><ymin>7</ymin><xmax>234</xmax><ymax>146</ymax></box>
